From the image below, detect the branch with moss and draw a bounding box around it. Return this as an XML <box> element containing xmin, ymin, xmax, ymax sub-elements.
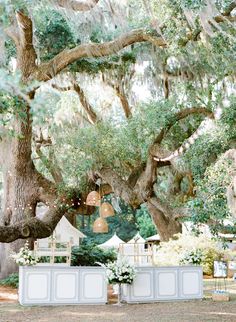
<box><xmin>56</xmin><ymin>0</ymin><xmax>100</xmax><ymax>11</ymax></box>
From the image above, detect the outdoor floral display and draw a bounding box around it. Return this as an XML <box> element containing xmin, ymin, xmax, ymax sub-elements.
<box><xmin>153</xmin><ymin>233</ymin><xmax>233</xmax><ymax>275</ymax></box>
<box><xmin>99</xmin><ymin>257</ymin><xmax>136</xmax><ymax>285</ymax></box>
<box><xmin>10</xmin><ymin>241</ymin><xmax>38</xmax><ymax>266</ymax></box>
<box><xmin>180</xmin><ymin>248</ymin><xmax>203</xmax><ymax>266</ymax></box>
<box><xmin>98</xmin><ymin>257</ymin><xmax>136</xmax><ymax>305</ymax></box>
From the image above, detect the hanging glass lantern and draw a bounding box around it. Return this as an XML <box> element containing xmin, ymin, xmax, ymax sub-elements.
<box><xmin>100</xmin><ymin>202</ymin><xmax>115</xmax><ymax>218</ymax></box>
<box><xmin>86</xmin><ymin>191</ymin><xmax>101</xmax><ymax>206</ymax></box>
<box><xmin>93</xmin><ymin>217</ymin><xmax>108</xmax><ymax>233</ymax></box>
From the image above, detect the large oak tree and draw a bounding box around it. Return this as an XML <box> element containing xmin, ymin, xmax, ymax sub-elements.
<box><xmin>0</xmin><ymin>0</ymin><xmax>235</xmax><ymax>277</ymax></box>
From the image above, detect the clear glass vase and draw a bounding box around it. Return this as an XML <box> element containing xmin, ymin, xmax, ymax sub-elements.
<box><xmin>113</xmin><ymin>283</ymin><xmax>122</xmax><ymax>306</ymax></box>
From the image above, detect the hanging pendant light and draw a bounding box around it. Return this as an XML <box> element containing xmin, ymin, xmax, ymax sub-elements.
<box><xmin>86</xmin><ymin>191</ymin><xmax>101</xmax><ymax>206</ymax></box>
<box><xmin>100</xmin><ymin>202</ymin><xmax>115</xmax><ymax>218</ymax></box>
<box><xmin>93</xmin><ymin>217</ymin><xmax>108</xmax><ymax>233</ymax></box>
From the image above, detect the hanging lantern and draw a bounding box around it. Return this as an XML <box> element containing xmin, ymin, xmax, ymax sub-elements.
<box><xmin>86</xmin><ymin>191</ymin><xmax>101</xmax><ymax>206</ymax></box>
<box><xmin>100</xmin><ymin>202</ymin><xmax>115</xmax><ymax>218</ymax></box>
<box><xmin>93</xmin><ymin>217</ymin><xmax>108</xmax><ymax>233</ymax></box>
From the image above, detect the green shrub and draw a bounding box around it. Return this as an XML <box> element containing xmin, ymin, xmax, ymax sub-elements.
<box><xmin>71</xmin><ymin>244</ymin><xmax>117</xmax><ymax>266</ymax></box>
<box><xmin>202</xmin><ymin>248</ymin><xmax>223</xmax><ymax>276</ymax></box>
<box><xmin>0</xmin><ymin>273</ymin><xmax>19</xmax><ymax>288</ymax></box>
<box><xmin>38</xmin><ymin>256</ymin><xmax>68</xmax><ymax>264</ymax></box>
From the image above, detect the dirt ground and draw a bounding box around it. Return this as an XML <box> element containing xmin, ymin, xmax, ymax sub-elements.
<box><xmin>1</xmin><ymin>281</ymin><xmax>236</xmax><ymax>322</ymax></box>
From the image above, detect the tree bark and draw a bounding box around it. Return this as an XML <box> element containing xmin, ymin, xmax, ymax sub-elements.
<box><xmin>147</xmin><ymin>198</ymin><xmax>182</xmax><ymax>241</ymax></box>
<box><xmin>225</xmin><ymin>149</ymin><xmax>236</xmax><ymax>217</ymax></box>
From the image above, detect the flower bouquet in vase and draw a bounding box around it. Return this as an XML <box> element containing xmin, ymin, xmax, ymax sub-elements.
<box><xmin>99</xmin><ymin>257</ymin><xmax>136</xmax><ymax>305</ymax></box>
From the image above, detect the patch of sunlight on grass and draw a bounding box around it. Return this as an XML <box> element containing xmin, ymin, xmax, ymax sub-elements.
<box><xmin>0</xmin><ymin>291</ymin><xmax>18</xmax><ymax>300</ymax></box>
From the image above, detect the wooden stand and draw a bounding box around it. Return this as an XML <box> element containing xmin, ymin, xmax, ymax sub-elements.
<box><xmin>212</xmin><ymin>292</ymin><xmax>230</xmax><ymax>301</ymax></box>
<box><xmin>213</xmin><ymin>260</ymin><xmax>229</xmax><ymax>301</ymax></box>
<box><xmin>119</xmin><ymin>242</ymin><xmax>155</xmax><ymax>265</ymax></box>
<box><xmin>34</xmin><ymin>240</ymin><xmax>71</xmax><ymax>265</ymax></box>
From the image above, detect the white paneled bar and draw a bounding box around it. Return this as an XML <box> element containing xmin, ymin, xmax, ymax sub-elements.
<box><xmin>19</xmin><ymin>265</ymin><xmax>203</xmax><ymax>305</ymax></box>
<box><xmin>121</xmin><ymin>266</ymin><xmax>203</xmax><ymax>303</ymax></box>
<box><xmin>18</xmin><ymin>266</ymin><xmax>107</xmax><ymax>305</ymax></box>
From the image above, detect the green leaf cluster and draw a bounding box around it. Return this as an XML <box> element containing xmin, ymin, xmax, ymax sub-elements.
<box><xmin>71</xmin><ymin>244</ymin><xmax>117</xmax><ymax>266</ymax></box>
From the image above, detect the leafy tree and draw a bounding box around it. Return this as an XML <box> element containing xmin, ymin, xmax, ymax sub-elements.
<box><xmin>0</xmin><ymin>0</ymin><xmax>236</xmax><ymax>278</ymax></box>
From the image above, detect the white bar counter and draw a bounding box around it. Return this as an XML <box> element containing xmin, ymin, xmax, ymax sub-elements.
<box><xmin>19</xmin><ymin>266</ymin><xmax>107</xmax><ymax>305</ymax></box>
<box><xmin>121</xmin><ymin>266</ymin><xmax>203</xmax><ymax>303</ymax></box>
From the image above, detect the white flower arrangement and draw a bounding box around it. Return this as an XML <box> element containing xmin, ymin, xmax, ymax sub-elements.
<box><xmin>99</xmin><ymin>257</ymin><xmax>136</xmax><ymax>285</ymax></box>
<box><xmin>10</xmin><ymin>241</ymin><xmax>39</xmax><ymax>266</ymax></box>
<box><xmin>180</xmin><ymin>248</ymin><xmax>203</xmax><ymax>266</ymax></box>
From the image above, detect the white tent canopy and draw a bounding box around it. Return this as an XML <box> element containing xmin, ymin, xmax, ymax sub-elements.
<box><xmin>146</xmin><ymin>234</ymin><xmax>161</xmax><ymax>242</ymax></box>
<box><xmin>98</xmin><ymin>232</ymin><xmax>125</xmax><ymax>250</ymax></box>
<box><xmin>53</xmin><ymin>216</ymin><xmax>86</xmax><ymax>245</ymax></box>
<box><xmin>37</xmin><ymin>216</ymin><xmax>86</xmax><ymax>247</ymax></box>
<box><xmin>128</xmin><ymin>232</ymin><xmax>146</xmax><ymax>244</ymax></box>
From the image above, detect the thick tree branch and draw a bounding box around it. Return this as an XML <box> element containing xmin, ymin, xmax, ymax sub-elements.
<box><xmin>33</xmin><ymin>130</ymin><xmax>64</xmax><ymax>184</ymax></box>
<box><xmin>105</xmin><ymin>79</ymin><xmax>132</xmax><ymax>118</ymax></box>
<box><xmin>159</xmin><ymin>107</ymin><xmax>214</xmax><ymax>144</ymax></box>
<box><xmin>73</xmin><ymin>83</ymin><xmax>98</xmax><ymax>124</ymax></box>
<box><xmin>113</xmin><ymin>85</ymin><xmax>132</xmax><ymax>118</ymax></box>
<box><xmin>96</xmin><ymin>167</ymin><xmax>139</xmax><ymax>207</ymax></box>
<box><xmin>52</xmin><ymin>82</ymin><xmax>98</xmax><ymax>124</ymax></box>
<box><xmin>133</xmin><ymin>108</ymin><xmax>213</xmax><ymax>199</ymax></box>
<box><xmin>35</xmin><ymin>146</ymin><xmax>63</xmax><ymax>184</ymax></box>
<box><xmin>223</xmin><ymin>1</ymin><xmax>236</xmax><ymax>16</ymax></box>
<box><xmin>14</xmin><ymin>11</ymin><xmax>37</xmax><ymax>81</ymax></box>
<box><xmin>56</xmin><ymin>0</ymin><xmax>99</xmax><ymax>11</ymax></box>
<box><xmin>98</xmin><ymin>108</ymin><xmax>209</xmax><ymax>206</ymax></box>
<box><xmin>154</xmin><ymin>107</ymin><xmax>214</xmax><ymax>161</ymax></box>
<box><xmin>127</xmin><ymin>163</ymin><xmax>146</xmax><ymax>187</ymax></box>
<box><xmin>35</xmin><ymin>29</ymin><xmax>165</xmax><ymax>81</ymax></box>
<box><xmin>0</xmin><ymin>204</ymin><xmax>66</xmax><ymax>243</ymax></box>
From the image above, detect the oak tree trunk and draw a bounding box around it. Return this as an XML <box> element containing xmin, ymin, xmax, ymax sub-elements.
<box><xmin>0</xmin><ymin>108</ymin><xmax>52</xmax><ymax>277</ymax></box>
<box><xmin>147</xmin><ymin>200</ymin><xmax>182</xmax><ymax>241</ymax></box>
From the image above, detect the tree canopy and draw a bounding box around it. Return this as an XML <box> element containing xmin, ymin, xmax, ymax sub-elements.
<box><xmin>0</xmin><ymin>0</ymin><xmax>235</xmax><ymax>256</ymax></box>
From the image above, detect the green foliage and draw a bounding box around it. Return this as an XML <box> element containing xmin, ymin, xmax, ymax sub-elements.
<box><xmin>71</xmin><ymin>243</ymin><xmax>117</xmax><ymax>266</ymax></box>
<box><xmin>220</xmin><ymin>98</ymin><xmax>236</xmax><ymax>140</ymax></box>
<box><xmin>34</xmin><ymin>9</ymin><xmax>76</xmax><ymax>61</ymax></box>
<box><xmin>202</xmin><ymin>248</ymin><xmax>222</xmax><ymax>276</ymax></box>
<box><xmin>136</xmin><ymin>204</ymin><xmax>157</xmax><ymax>238</ymax></box>
<box><xmin>70</xmin><ymin>51</ymin><xmax>136</xmax><ymax>75</ymax></box>
<box><xmin>188</xmin><ymin>155</ymin><xmax>234</xmax><ymax>233</ymax></box>
<box><xmin>181</xmin><ymin>0</ymin><xmax>206</xmax><ymax>10</ymax></box>
<box><xmin>55</xmin><ymin>100</ymin><xmax>205</xmax><ymax>184</ymax></box>
<box><xmin>0</xmin><ymin>273</ymin><xmax>19</xmax><ymax>288</ymax></box>
<box><xmin>183</xmin><ymin>130</ymin><xmax>231</xmax><ymax>179</ymax></box>
<box><xmin>37</xmin><ymin>255</ymin><xmax>68</xmax><ymax>264</ymax></box>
